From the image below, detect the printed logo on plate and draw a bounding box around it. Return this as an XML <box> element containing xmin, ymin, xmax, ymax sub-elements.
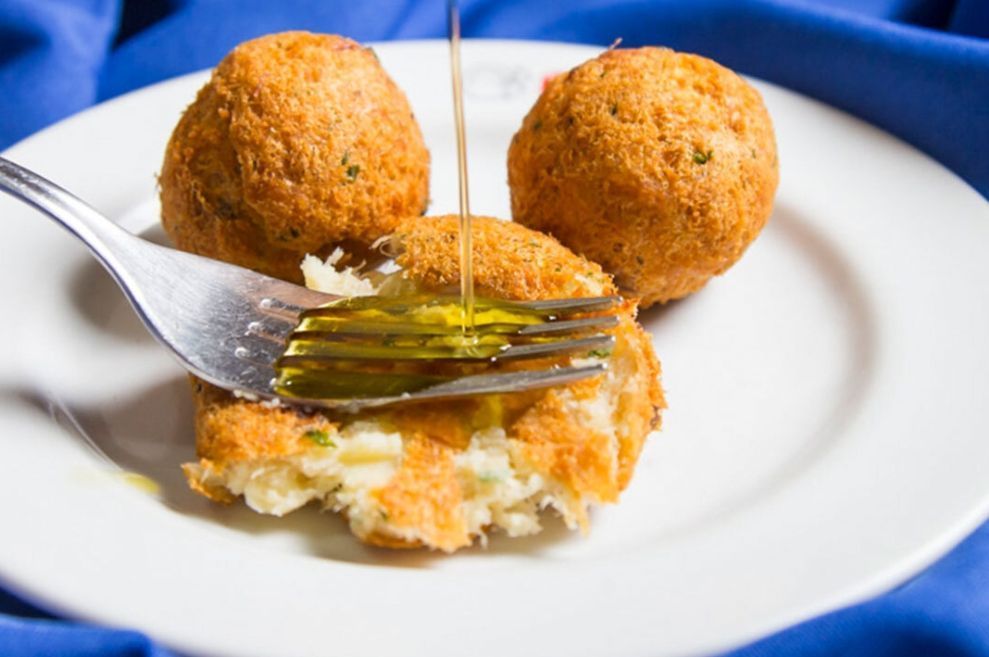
<box><xmin>464</xmin><ymin>64</ymin><xmax>531</xmax><ymax>100</ymax></box>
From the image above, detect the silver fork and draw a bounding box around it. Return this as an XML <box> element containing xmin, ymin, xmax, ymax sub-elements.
<box><xmin>0</xmin><ymin>157</ymin><xmax>616</xmax><ymax>410</ymax></box>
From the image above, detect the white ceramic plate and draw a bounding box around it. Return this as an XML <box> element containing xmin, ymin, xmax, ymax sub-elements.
<box><xmin>1</xmin><ymin>39</ymin><xmax>988</xmax><ymax>657</ymax></box>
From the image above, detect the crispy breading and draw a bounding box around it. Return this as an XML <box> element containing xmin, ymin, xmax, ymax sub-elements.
<box><xmin>510</xmin><ymin>381</ymin><xmax>620</xmax><ymax>531</ymax></box>
<box><xmin>369</xmin><ymin>435</ymin><xmax>470</xmax><ymax>552</ymax></box>
<box><xmin>611</xmin><ymin>318</ymin><xmax>664</xmax><ymax>489</ymax></box>
<box><xmin>389</xmin><ymin>399</ymin><xmax>477</xmax><ymax>450</ymax></box>
<box><xmin>159</xmin><ymin>31</ymin><xmax>430</xmax><ymax>282</ymax></box>
<box><xmin>507</xmin><ymin>47</ymin><xmax>779</xmax><ymax>306</ymax></box>
<box><xmin>189</xmin><ymin>377</ymin><xmax>339</xmax><ymax>463</ymax></box>
<box><xmin>182</xmin><ymin>378</ymin><xmax>338</xmax><ymax>502</ymax></box>
<box><xmin>185</xmin><ymin>216</ymin><xmax>664</xmax><ymax>551</ymax></box>
<box><xmin>391</xmin><ymin>215</ymin><xmax>615</xmax><ymax>300</ymax></box>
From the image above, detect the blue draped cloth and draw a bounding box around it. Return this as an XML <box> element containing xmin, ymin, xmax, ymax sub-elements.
<box><xmin>1</xmin><ymin>1</ymin><xmax>987</xmax><ymax>655</ymax></box>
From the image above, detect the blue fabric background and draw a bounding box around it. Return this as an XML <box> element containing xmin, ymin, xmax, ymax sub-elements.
<box><xmin>1</xmin><ymin>1</ymin><xmax>987</xmax><ymax>655</ymax></box>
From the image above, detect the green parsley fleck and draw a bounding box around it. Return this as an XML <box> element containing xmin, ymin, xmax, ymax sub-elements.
<box><xmin>341</xmin><ymin>150</ymin><xmax>350</xmax><ymax>166</ymax></box>
<box><xmin>609</xmin><ymin>103</ymin><xmax>618</xmax><ymax>116</ymax></box>
<box><xmin>304</xmin><ymin>429</ymin><xmax>336</xmax><ymax>448</ymax></box>
<box><xmin>379</xmin><ymin>510</ymin><xmax>390</xmax><ymax>521</ymax></box>
<box><xmin>346</xmin><ymin>164</ymin><xmax>360</xmax><ymax>181</ymax></box>
<box><xmin>587</xmin><ymin>348</ymin><xmax>612</xmax><ymax>359</ymax></box>
<box><xmin>478</xmin><ymin>472</ymin><xmax>503</xmax><ymax>484</ymax></box>
<box><xmin>693</xmin><ymin>149</ymin><xmax>713</xmax><ymax>165</ymax></box>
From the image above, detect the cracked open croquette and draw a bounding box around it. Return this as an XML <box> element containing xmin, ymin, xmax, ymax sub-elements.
<box><xmin>182</xmin><ymin>216</ymin><xmax>665</xmax><ymax>552</ymax></box>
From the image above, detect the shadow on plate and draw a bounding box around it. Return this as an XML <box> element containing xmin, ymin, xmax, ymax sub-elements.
<box><xmin>6</xmin><ymin>376</ymin><xmax>579</xmax><ymax>567</ymax></box>
<box><xmin>637</xmin><ymin>203</ymin><xmax>880</xmax><ymax>543</ymax></box>
<box><xmin>636</xmin><ymin>292</ymin><xmax>694</xmax><ymax>325</ymax></box>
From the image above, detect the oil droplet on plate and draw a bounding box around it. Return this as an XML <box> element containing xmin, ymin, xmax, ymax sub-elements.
<box><xmin>117</xmin><ymin>471</ymin><xmax>161</xmax><ymax>497</ymax></box>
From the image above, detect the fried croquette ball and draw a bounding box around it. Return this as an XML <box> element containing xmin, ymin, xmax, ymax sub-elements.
<box><xmin>160</xmin><ymin>31</ymin><xmax>430</xmax><ymax>282</ymax></box>
<box><xmin>183</xmin><ymin>216</ymin><xmax>665</xmax><ymax>552</ymax></box>
<box><xmin>508</xmin><ymin>47</ymin><xmax>779</xmax><ymax>306</ymax></box>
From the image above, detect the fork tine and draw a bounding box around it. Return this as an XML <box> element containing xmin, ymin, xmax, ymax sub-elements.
<box><xmin>516</xmin><ymin>315</ymin><xmax>619</xmax><ymax>335</ymax></box>
<box><xmin>279</xmin><ymin>363</ymin><xmax>609</xmax><ymax>408</ymax></box>
<box><xmin>512</xmin><ymin>295</ymin><xmax>622</xmax><ymax>314</ymax></box>
<box><xmin>278</xmin><ymin>332</ymin><xmax>614</xmax><ymax>364</ymax></box>
<box><xmin>410</xmin><ymin>363</ymin><xmax>608</xmax><ymax>398</ymax></box>
<box><xmin>291</xmin><ymin>313</ymin><xmax>618</xmax><ymax>338</ymax></box>
<box><xmin>497</xmin><ymin>334</ymin><xmax>614</xmax><ymax>360</ymax></box>
<box><xmin>298</xmin><ymin>294</ymin><xmax>622</xmax><ymax>319</ymax></box>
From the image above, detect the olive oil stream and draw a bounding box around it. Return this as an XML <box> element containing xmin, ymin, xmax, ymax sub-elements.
<box><xmin>449</xmin><ymin>0</ymin><xmax>475</xmax><ymax>333</ymax></box>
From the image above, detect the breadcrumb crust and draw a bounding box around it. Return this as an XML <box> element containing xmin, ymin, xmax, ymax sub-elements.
<box><xmin>160</xmin><ymin>31</ymin><xmax>430</xmax><ymax>282</ymax></box>
<box><xmin>508</xmin><ymin>47</ymin><xmax>779</xmax><ymax>306</ymax></box>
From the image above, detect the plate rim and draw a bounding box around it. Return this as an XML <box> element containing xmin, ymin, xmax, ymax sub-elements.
<box><xmin>0</xmin><ymin>37</ymin><xmax>988</xmax><ymax>657</ymax></box>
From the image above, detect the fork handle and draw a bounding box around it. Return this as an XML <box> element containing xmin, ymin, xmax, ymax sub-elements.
<box><xmin>0</xmin><ymin>156</ymin><xmax>140</xmax><ymax>281</ymax></box>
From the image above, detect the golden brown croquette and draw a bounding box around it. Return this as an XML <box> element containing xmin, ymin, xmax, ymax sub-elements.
<box><xmin>182</xmin><ymin>216</ymin><xmax>665</xmax><ymax>551</ymax></box>
<box><xmin>507</xmin><ymin>47</ymin><xmax>779</xmax><ymax>306</ymax></box>
<box><xmin>160</xmin><ymin>31</ymin><xmax>430</xmax><ymax>282</ymax></box>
